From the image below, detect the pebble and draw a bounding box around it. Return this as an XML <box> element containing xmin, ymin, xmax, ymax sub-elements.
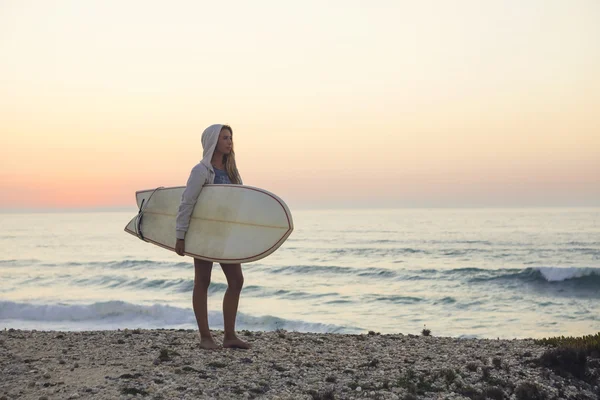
<box><xmin>0</xmin><ymin>329</ymin><xmax>598</xmax><ymax>400</ymax></box>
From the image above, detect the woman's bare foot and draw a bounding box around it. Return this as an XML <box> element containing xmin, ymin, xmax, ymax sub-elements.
<box><xmin>223</xmin><ymin>336</ymin><xmax>251</xmax><ymax>349</ymax></box>
<box><xmin>198</xmin><ymin>336</ymin><xmax>220</xmax><ymax>350</ymax></box>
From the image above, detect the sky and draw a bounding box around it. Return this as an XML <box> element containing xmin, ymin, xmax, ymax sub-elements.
<box><xmin>1</xmin><ymin>0</ymin><xmax>599</xmax><ymax>209</ymax></box>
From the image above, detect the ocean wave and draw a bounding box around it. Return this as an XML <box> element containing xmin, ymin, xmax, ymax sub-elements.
<box><xmin>266</xmin><ymin>264</ymin><xmax>400</xmax><ymax>279</ymax></box>
<box><xmin>565</xmin><ymin>248</ymin><xmax>600</xmax><ymax>257</ymax></box>
<box><xmin>300</xmin><ymin>247</ymin><xmax>429</xmax><ymax>257</ymax></box>
<box><xmin>13</xmin><ymin>273</ymin><xmax>225</xmax><ymax>294</ymax></box>
<box><xmin>425</xmin><ymin>239</ymin><xmax>496</xmax><ymax>246</ymax></box>
<box><xmin>444</xmin><ymin>267</ymin><xmax>498</xmax><ymax>274</ymax></box>
<box><xmin>269</xmin><ymin>265</ymin><xmax>355</xmax><ymax>275</ymax></box>
<box><xmin>242</xmin><ymin>285</ymin><xmax>342</xmax><ymax>301</ymax></box>
<box><xmin>467</xmin><ymin>266</ymin><xmax>600</xmax><ymax>294</ymax></box>
<box><xmin>435</xmin><ymin>297</ymin><xmax>457</xmax><ymax>304</ymax></box>
<box><xmin>19</xmin><ymin>264</ymin><xmax>598</xmax><ymax>291</ymax></box>
<box><xmin>357</xmin><ymin>269</ymin><xmax>397</xmax><ymax>278</ymax></box>
<box><xmin>264</xmin><ymin>264</ymin><xmax>600</xmax><ymax>285</ymax></box>
<box><xmin>45</xmin><ymin>259</ymin><xmax>193</xmax><ymax>270</ymax></box>
<box><xmin>285</xmin><ymin>244</ymin><xmax>599</xmax><ymax>260</ymax></box>
<box><xmin>366</xmin><ymin>295</ymin><xmax>424</xmax><ymax>304</ymax></box>
<box><xmin>10</xmin><ymin>270</ymin><xmax>342</xmax><ymax>301</ymax></box>
<box><xmin>440</xmin><ymin>248</ymin><xmax>493</xmax><ymax>256</ymax></box>
<box><xmin>70</xmin><ymin>275</ymin><xmax>226</xmax><ymax>293</ymax></box>
<box><xmin>271</xmin><ymin>290</ymin><xmax>338</xmax><ymax>300</ymax></box>
<box><xmin>0</xmin><ymin>300</ymin><xmax>357</xmax><ymax>333</ymax></box>
<box><xmin>565</xmin><ymin>241</ymin><xmax>599</xmax><ymax>246</ymax></box>
<box><xmin>534</xmin><ymin>266</ymin><xmax>600</xmax><ymax>282</ymax></box>
<box><xmin>0</xmin><ymin>259</ymin><xmax>39</xmax><ymax>266</ymax></box>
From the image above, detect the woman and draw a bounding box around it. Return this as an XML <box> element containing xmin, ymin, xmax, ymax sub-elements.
<box><xmin>174</xmin><ymin>124</ymin><xmax>250</xmax><ymax>350</ymax></box>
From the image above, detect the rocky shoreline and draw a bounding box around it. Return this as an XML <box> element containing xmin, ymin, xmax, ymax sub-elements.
<box><xmin>1</xmin><ymin>329</ymin><xmax>598</xmax><ymax>400</ymax></box>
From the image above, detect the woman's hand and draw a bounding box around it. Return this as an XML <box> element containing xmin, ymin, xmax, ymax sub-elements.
<box><xmin>175</xmin><ymin>239</ymin><xmax>185</xmax><ymax>256</ymax></box>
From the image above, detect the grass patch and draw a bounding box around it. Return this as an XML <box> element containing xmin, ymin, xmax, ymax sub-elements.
<box><xmin>534</xmin><ymin>332</ymin><xmax>600</xmax><ymax>351</ymax></box>
<box><xmin>539</xmin><ymin>347</ymin><xmax>590</xmax><ymax>381</ymax></box>
<box><xmin>534</xmin><ymin>333</ymin><xmax>600</xmax><ymax>383</ymax></box>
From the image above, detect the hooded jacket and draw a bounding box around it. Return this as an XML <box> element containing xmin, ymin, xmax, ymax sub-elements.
<box><xmin>175</xmin><ymin>124</ymin><xmax>243</xmax><ymax>240</ymax></box>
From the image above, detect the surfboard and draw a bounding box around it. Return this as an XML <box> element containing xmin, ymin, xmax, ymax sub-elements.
<box><xmin>124</xmin><ymin>185</ymin><xmax>294</xmax><ymax>263</ymax></box>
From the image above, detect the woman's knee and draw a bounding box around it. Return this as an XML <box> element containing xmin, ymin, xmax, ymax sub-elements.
<box><xmin>221</xmin><ymin>263</ymin><xmax>244</xmax><ymax>292</ymax></box>
<box><xmin>228</xmin><ymin>275</ymin><xmax>244</xmax><ymax>292</ymax></box>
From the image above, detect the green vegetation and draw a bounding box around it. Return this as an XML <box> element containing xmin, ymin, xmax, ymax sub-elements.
<box><xmin>534</xmin><ymin>332</ymin><xmax>600</xmax><ymax>383</ymax></box>
<box><xmin>534</xmin><ymin>332</ymin><xmax>600</xmax><ymax>351</ymax></box>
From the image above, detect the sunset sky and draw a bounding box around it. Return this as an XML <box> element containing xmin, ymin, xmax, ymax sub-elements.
<box><xmin>1</xmin><ymin>0</ymin><xmax>599</xmax><ymax>209</ymax></box>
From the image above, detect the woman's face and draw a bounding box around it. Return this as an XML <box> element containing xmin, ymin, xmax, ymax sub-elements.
<box><xmin>216</xmin><ymin>128</ymin><xmax>233</xmax><ymax>155</ymax></box>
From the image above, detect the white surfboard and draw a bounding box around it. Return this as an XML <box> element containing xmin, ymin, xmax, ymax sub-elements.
<box><xmin>124</xmin><ymin>185</ymin><xmax>294</xmax><ymax>263</ymax></box>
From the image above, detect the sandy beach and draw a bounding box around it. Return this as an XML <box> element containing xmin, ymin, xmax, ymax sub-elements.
<box><xmin>1</xmin><ymin>329</ymin><xmax>598</xmax><ymax>400</ymax></box>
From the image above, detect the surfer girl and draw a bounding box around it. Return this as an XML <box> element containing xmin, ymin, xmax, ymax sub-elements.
<box><xmin>174</xmin><ymin>124</ymin><xmax>250</xmax><ymax>350</ymax></box>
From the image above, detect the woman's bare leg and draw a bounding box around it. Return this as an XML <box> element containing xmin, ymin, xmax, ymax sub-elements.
<box><xmin>220</xmin><ymin>263</ymin><xmax>251</xmax><ymax>349</ymax></box>
<box><xmin>193</xmin><ymin>258</ymin><xmax>218</xmax><ymax>349</ymax></box>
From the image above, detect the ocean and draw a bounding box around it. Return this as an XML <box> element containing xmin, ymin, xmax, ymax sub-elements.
<box><xmin>1</xmin><ymin>208</ymin><xmax>599</xmax><ymax>339</ymax></box>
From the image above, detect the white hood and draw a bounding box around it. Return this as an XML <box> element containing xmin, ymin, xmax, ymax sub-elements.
<box><xmin>200</xmin><ymin>124</ymin><xmax>224</xmax><ymax>169</ymax></box>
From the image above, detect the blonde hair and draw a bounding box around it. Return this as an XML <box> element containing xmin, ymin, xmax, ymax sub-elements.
<box><xmin>221</xmin><ymin>125</ymin><xmax>242</xmax><ymax>184</ymax></box>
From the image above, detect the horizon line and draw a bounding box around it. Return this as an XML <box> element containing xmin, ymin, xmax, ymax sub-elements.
<box><xmin>1</xmin><ymin>205</ymin><xmax>599</xmax><ymax>214</ymax></box>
